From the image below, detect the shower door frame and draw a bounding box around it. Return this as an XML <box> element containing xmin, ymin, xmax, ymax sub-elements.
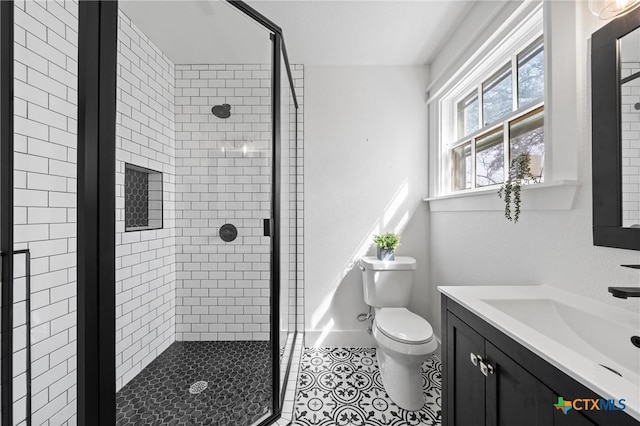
<box><xmin>77</xmin><ymin>1</ymin><xmax>298</xmax><ymax>425</ymax></box>
<box><xmin>77</xmin><ymin>1</ymin><xmax>117</xmax><ymax>425</ymax></box>
<box><xmin>0</xmin><ymin>2</ymin><xmax>13</xmax><ymax>425</ymax></box>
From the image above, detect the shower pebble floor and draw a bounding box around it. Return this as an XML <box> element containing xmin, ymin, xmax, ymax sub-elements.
<box><xmin>116</xmin><ymin>341</ymin><xmax>271</xmax><ymax>426</ymax></box>
<box><xmin>294</xmin><ymin>347</ymin><xmax>442</xmax><ymax>426</ymax></box>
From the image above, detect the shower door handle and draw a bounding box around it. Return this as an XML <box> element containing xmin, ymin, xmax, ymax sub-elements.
<box><xmin>263</xmin><ymin>218</ymin><xmax>271</xmax><ymax>237</ymax></box>
<box><xmin>7</xmin><ymin>249</ymin><xmax>31</xmax><ymax>426</ymax></box>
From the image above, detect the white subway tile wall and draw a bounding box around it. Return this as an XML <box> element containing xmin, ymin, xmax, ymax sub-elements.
<box><xmin>115</xmin><ymin>12</ymin><xmax>177</xmax><ymax>391</ymax></box>
<box><xmin>292</xmin><ymin>65</ymin><xmax>304</xmax><ymax>333</ymax></box>
<box><xmin>13</xmin><ymin>1</ymin><xmax>79</xmax><ymax>424</ymax></box>
<box><xmin>621</xmin><ymin>62</ymin><xmax>640</xmax><ymax>227</ymax></box>
<box><xmin>281</xmin><ymin>64</ymin><xmax>305</xmax><ymax>336</ymax></box>
<box><xmin>174</xmin><ymin>64</ymin><xmax>273</xmax><ymax>341</ymax></box>
<box><xmin>174</xmin><ymin>63</ymin><xmax>304</xmax><ymax>342</ymax></box>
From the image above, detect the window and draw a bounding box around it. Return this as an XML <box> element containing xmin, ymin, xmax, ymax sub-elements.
<box><xmin>482</xmin><ymin>64</ymin><xmax>512</xmax><ymax>126</ymax></box>
<box><xmin>475</xmin><ymin>128</ymin><xmax>504</xmax><ymax>187</ymax></box>
<box><xmin>458</xmin><ymin>92</ymin><xmax>479</xmax><ymax>137</ymax></box>
<box><xmin>445</xmin><ymin>34</ymin><xmax>544</xmax><ymax>193</ymax></box>
<box><xmin>125</xmin><ymin>163</ymin><xmax>163</xmax><ymax>231</ymax></box>
<box><xmin>517</xmin><ymin>40</ymin><xmax>544</xmax><ymax>107</ymax></box>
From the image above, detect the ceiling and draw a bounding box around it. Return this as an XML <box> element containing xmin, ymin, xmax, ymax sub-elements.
<box><xmin>119</xmin><ymin>0</ymin><xmax>476</xmax><ymax>66</ymax></box>
<box><xmin>120</xmin><ymin>1</ymin><xmax>274</xmax><ymax>64</ymax></box>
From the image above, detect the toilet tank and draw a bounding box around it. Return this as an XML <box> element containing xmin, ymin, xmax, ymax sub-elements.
<box><xmin>360</xmin><ymin>256</ymin><xmax>417</xmax><ymax>308</ymax></box>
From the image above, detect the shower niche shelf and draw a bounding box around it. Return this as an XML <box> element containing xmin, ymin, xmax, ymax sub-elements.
<box><xmin>125</xmin><ymin>163</ymin><xmax>163</xmax><ymax>232</ymax></box>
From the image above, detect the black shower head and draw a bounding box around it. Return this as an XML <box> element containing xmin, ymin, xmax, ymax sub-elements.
<box><xmin>212</xmin><ymin>104</ymin><xmax>231</xmax><ymax>119</ymax></box>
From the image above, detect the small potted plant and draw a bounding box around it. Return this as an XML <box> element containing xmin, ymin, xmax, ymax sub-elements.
<box><xmin>373</xmin><ymin>232</ymin><xmax>400</xmax><ymax>261</ymax></box>
<box><xmin>497</xmin><ymin>152</ymin><xmax>541</xmax><ymax>223</ymax></box>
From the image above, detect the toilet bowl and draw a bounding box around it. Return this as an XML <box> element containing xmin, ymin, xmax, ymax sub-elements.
<box><xmin>373</xmin><ymin>307</ymin><xmax>437</xmax><ymax>411</ymax></box>
<box><xmin>360</xmin><ymin>256</ymin><xmax>438</xmax><ymax>411</ymax></box>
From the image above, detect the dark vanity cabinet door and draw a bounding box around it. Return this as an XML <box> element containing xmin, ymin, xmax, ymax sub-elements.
<box><xmin>446</xmin><ymin>311</ymin><xmax>555</xmax><ymax>426</ymax></box>
<box><xmin>446</xmin><ymin>313</ymin><xmax>486</xmax><ymax>426</ymax></box>
<box><xmin>485</xmin><ymin>342</ymin><xmax>554</xmax><ymax>426</ymax></box>
<box><xmin>554</xmin><ymin>410</ymin><xmax>597</xmax><ymax>426</ymax></box>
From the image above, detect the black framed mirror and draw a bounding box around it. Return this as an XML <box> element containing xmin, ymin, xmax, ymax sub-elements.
<box><xmin>592</xmin><ymin>7</ymin><xmax>640</xmax><ymax>250</ymax></box>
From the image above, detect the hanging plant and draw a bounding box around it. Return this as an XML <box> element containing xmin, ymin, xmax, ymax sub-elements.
<box><xmin>497</xmin><ymin>153</ymin><xmax>539</xmax><ymax>223</ymax></box>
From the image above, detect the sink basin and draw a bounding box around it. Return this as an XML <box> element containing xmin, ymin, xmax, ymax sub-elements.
<box><xmin>438</xmin><ymin>285</ymin><xmax>640</xmax><ymax>422</ymax></box>
<box><xmin>482</xmin><ymin>298</ymin><xmax>640</xmax><ymax>384</ymax></box>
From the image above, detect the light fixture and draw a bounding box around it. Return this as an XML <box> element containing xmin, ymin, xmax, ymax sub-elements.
<box><xmin>589</xmin><ymin>0</ymin><xmax>640</xmax><ymax>20</ymax></box>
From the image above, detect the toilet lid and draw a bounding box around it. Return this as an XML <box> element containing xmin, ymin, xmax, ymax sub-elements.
<box><xmin>376</xmin><ymin>308</ymin><xmax>433</xmax><ymax>345</ymax></box>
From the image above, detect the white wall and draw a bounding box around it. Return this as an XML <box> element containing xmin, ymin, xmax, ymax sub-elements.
<box><xmin>427</xmin><ymin>1</ymin><xmax>523</xmax><ymax>97</ymax></box>
<box><xmin>304</xmin><ymin>66</ymin><xmax>429</xmax><ymax>347</ymax></box>
<box><xmin>425</xmin><ymin>1</ymin><xmax>640</xmax><ymax>341</ymax></box>
<box><xmin>115</xmin><ymin>11</ymin><xmax>177</xmax><ymax>391</ymax></box>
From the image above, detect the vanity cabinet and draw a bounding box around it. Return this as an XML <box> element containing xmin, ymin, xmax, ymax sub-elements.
<box><xmin>442</xmin><ymin>295</ymin><xmax>639</xmax><ymax>426</ymax></box>
<box><xmin>447</xmin><ymin>312</ymin><xmax>554</xmax><ymax>426</ymax></box>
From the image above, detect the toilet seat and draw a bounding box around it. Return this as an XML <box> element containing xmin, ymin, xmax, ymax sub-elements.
<box><xmin>375</xmin><ymin>308</ymin><xmax>433</xmax><ymax>345</ymax></box>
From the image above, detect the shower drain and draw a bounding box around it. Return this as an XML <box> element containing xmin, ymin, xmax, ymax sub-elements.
<box><xmin>188</xmin><ymin>381</ymin><xmax>208</xmax><ymax>395</ymax></box>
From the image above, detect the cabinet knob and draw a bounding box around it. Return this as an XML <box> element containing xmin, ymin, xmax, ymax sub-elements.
<box><xmin>470</xmin><ymin>353</ymin><xmax>482</xmax><ymax>366</ymax></box>
<box><xmin>480</xmin><ymin>360</ymin><xmax>494</xmax><ymax>377</ymax></box>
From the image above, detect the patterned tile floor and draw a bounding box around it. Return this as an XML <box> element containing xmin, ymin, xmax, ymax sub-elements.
<box><xmin>116</xmin><ymin>341</ymin><xmax>272</xmax><ymax>426</ymax></box>
<box><xmin>294</xmin><ymin>348</ymin><xmax>442</xmax><ymax>426</ymax></box>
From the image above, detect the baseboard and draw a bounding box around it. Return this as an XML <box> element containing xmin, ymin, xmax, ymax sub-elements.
<box><xmin>304</xmin><ymin>330</ymin><xmax>376</xmax><ymax>348</ymax></box>
<box><xmin>304</xmin><ymin>330</ymin><xmax>443</xmax><ymax>355</ymax></box>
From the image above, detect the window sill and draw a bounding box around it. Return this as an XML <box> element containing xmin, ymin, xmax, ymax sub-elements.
<box><xmin>423</xmin><ymin>180</ymin><xmax>580</xmax><ymax>212</ymax></box>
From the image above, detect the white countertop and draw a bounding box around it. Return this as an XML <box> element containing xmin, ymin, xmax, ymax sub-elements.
<box><xmin>439</xmin><ymin>285</ymin><xmax>640</xmax><ymax>422</ymax></box>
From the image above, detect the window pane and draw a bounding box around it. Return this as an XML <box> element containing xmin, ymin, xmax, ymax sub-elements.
<box><xmin>509</xmin><ymin>107</ymin><xmax>544</xmax><ymax>180</ymax></box>
<box><xmin>483</xmin><ymin>64</ymin><xmax>512</xmax><ymax>125</ymax></box>
<box><xmin>476</xmin><ymin>129</ymin><xmax>504</xmax><ymax>187</ymax></box>
<box><xmin>518</xmin><ymin>39</ymin><xmax>544</xmax><ymax>107</ymax></box>
<box><xmin>452</xmin><ymin>143</ymin><xmax>472</xmax><ymax>190</ymax></box>
<box><xmin>458</xmin><ymin>92</ymin><xmax>479</xmax><ymax>137</ymax></box>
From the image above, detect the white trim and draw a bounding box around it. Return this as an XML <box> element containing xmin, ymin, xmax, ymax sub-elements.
<box><xmin>424</xmin><ymin>180</ymin><xmax>580</xmax><ymax>212</ymax></box>
<box><xmin>435</xmin><ymin>3</ymin><xmax>544</xmax><ymax>198</ymax></box>
<box><xmin>305</xmin><ymin>330</ymin><xmax>376</xmax><ymax>348</ymax></box>
<box><xmin>304</xmin><ymin>330</ymin><xmax>443</xmax><ymax>358</ymax></box>
<box><xmin>427</xmin><ymin>1</ymin><xmax>544</xmax><ymax>103</ymax></box>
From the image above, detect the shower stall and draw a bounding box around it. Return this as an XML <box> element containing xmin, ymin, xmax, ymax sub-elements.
<box><xmin>108</xmin><ymin>2</ymin><xmax>302</xmax><ymax>424</ymax></box>
<box><xmin>0</xmin><ymin>0</ymin><xmax>301</xmax><ymax>425</ymax></box>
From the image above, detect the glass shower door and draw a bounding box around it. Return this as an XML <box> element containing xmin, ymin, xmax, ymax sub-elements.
<box><xmin>278</xmin><ymin>47</ymin><xmax>298</xmax><ymax>397</ymax></box>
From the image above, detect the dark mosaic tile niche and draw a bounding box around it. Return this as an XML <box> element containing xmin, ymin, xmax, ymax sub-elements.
<box><xmin>125</xmin><ymin>163</ymin><xmax>163</xmax><ymax>231</ymax></box>
<box><xmin>116</xmin><ymin>341</ymin><xmax>272</xmax><ymax>426</ymax></box>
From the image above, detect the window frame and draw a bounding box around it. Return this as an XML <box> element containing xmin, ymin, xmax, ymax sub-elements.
<box><xmin>437</xmin><ymin>8</ymin><xmax>544</xmax><ymax>196</ymax></box>
<box><xmin>448</xmin><ymin>36</ymin><xmax>544</xmax><ymax>193</ymax></box>
<box><xmin>481</xmin><ymin>61</ymin><xmax>514</xmax><ymax>128</ymax></box>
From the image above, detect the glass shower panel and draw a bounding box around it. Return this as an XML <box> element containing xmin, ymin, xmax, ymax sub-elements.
<box><xmin>11</xmin><ymin>2</ymin><xmax>79</xmax><ymax>424</ymax></box>
<box><xmin>278</xmin><ymin>52</ymin><xmax>297</xmax><ymax>393</ymax></box>
<box><xmin>114</xmin><ymin>2</ymin><xmax>274</xmax><ymax>424</ymax></box>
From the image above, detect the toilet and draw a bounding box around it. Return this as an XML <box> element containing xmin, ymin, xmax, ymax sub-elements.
<box><xmin>360</xmin><ymin>256</ymin><xmax>437</xmax><ymax>411</ymax></box>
